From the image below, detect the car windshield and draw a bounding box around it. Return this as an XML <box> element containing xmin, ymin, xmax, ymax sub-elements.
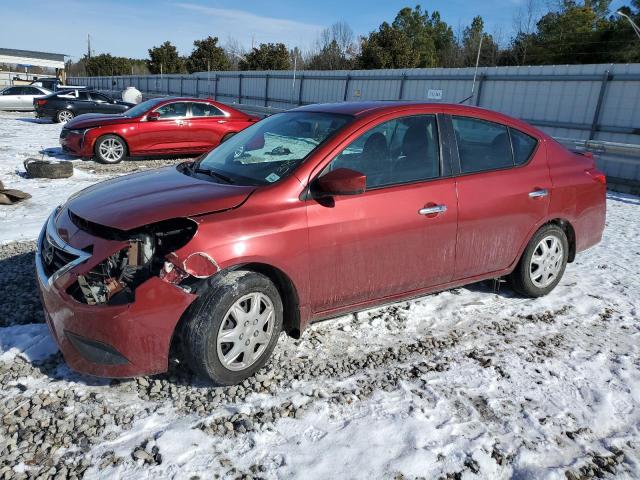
<box><xmin>193</xmin><ymin>111</ymin><xmax>352</xmax><ymax>186</ymax></box>
<box><xmin>124</xmin><ymin>98</ymin><xmax>165</xmax><ymax>117</ymax></box>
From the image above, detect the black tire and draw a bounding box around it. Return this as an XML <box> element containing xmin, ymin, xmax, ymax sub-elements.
<box><xmin>23</xmin><ymin>159</ymin><xmax>73</xmax><ymax>179</ymax></box>
<box><xmin>510</xmin><ymin>224</ymin><xmax>569</xmax><ymax>297</ymax></box>
<box><xmin>94</xmin><ymin>135</ymin><xmax>128</xmax><ymax>164</ymax></box>
<box><xmin>220</xmin><ymin>132</ymin><xmax>237</xmax><ymax>144</ymax></box>
<box><xmin>181</xmin><ymin>271</ymin><xmax>283</xmax><ymax>385</ymax></box>
<box><xmin>55</xmin><ymin>109</ymin><xmax>74</xmax><ymax>123</ymax></box>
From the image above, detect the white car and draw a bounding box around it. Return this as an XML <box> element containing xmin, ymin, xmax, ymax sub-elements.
<box><xmin>0</xmin><ymin>85</ymin><xmax>52</xmax><ymax>111</ymax></box>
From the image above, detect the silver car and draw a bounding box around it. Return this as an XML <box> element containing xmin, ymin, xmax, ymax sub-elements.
<box><xmin>0</xmin><ymin>85</ymin><xmax>52</xmax><ymax>111</ymax></box>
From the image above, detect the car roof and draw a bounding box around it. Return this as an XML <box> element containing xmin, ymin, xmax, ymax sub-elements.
<box><xmin>291</xmin><ymin>101</ymin><xmax>485</xmax><ymax>117</ymax></box>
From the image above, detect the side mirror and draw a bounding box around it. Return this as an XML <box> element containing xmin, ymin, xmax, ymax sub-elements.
<box><xmin>147</xmin><ymin>111</ymin><xmax>160</xmax><ymax>121</ymax></box>
<box><xmin>313</xmin><ymin>168</ymin><xmax>366</xmax><ymax>198</ymax></box>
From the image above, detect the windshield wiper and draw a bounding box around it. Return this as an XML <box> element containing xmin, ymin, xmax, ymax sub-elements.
<box><xmin>193</xmin><ymin>167</ymin><xmax>235</xmax><ymax>184</ymax></box>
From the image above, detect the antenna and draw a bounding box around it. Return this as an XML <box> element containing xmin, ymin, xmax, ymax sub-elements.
<box><xmin>459</xmin><ymin>34</ymin><xmax>484</xmax><ymax>104</ymax></box>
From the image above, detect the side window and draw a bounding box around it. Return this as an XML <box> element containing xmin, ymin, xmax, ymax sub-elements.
<box><xmin>510</xmin><ymin>128</ymin><xmax>538</xmax><ymax>165</ymax></box>
<box><xmin>155</xmin><ymin>102</ymin><xmax>188</xmax><ymax>118</ymax></box>
<box><xmin>452</xmin><ymin>116</ymin><xmax>513</xmax><ymax>174</ymax></box>
<box><xmin>24</xmin><ymin>87</ymin><xmax>41</xmax><ymax>95</ymax></box>
<box><xmin>77</xmin><ymin>91</ymin><xmax>91</xmax><ymax>101</ymax></box>
<box><xmin>326</xmin><ymin>115</ymin><xmax>440</xmax><ymax>188</ymax></box>
<box><xmin>90</xmin><ymin>92</ymin><xmax>110</xmax><ymax>103</ymax></box>
<box><xmin>3</xmin><ymin>87</ymin><xmax>20</xmax><ymax>95</ymax></box>
<box><xmin>191</xmin><ymin>102</ymin><xmax>224</xmax><ymax>117</ymax></box>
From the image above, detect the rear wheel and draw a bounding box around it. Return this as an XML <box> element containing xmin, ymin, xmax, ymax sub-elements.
<box><xmin>94</xmin><ymin>135</ymin><xmax>127</xmax><ymax>164</ymax></box>
<box><xmin>181</xmin><ymin>271</ymin><xmax>283</xmax><ymax>385</ymax></box>
<box><xmin>55</xmin><ymin>109</ymin><xmax>74</xmax><ymax>123</ymax></box>
<box><xmin>510</xmin><ymin>224</ymin><xmax>568</xmax><ymax>297</ymax></box>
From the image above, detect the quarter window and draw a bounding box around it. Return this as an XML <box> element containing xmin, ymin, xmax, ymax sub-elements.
<box><xmin>155</xmin><ymin>102</ymin><xmax>188</xmax><ymax>118</ymax></box>
<box><xmin>326</xmin><ymin>115</ymin><xmax>440</xmax><ymax>188</ymax></box>
<box><xmin>191</xmin><ymin>102</ymin><xmax>224</xmax><ymax>117</ymax></box>
<box><xmin>510</xmin><ymin>128</ymin><xmax>538</xmax><ymax>165</ymax></box>
<box><xmin>452</xmin><ymin>116</ymin><xmax>513</xmax><ymax>174</ymax></box>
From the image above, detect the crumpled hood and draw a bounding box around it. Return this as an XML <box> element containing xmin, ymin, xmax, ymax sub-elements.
<box><xmin>66</xmin><ymin>166</ymin><xmax>255</xmax><ymax>230</ymax></box>
<box><xmin>64</xmin><ymin>112</ymin><xmax>134</xmax><ymax>129</ymax></box>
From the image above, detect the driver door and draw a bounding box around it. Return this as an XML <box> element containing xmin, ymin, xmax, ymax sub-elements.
<box><xmin>134</xmin><ymin>101</ymin><xmax>192</xmax><ymax>154</ymax></box>
<box><xmin>306</xmin><ymin>113</ymin><xmax>458</xmax><ymax>314</ymax></box>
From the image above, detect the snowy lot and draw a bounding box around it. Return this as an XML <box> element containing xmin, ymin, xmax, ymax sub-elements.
<box><xmin>0</xmin><ymin>111</ymin><xmax>639</xmax><ymax>479</ymax></box>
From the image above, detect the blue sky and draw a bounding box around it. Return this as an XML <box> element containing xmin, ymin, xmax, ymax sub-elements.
<box><xmin>0</xmin><ymin>0</ymin><xmax>629</xmax><ymax>60</ymax></box>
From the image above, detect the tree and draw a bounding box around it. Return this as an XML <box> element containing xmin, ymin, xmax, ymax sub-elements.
<box><xmin>461</xmin><ymin>16</ymin><xmax>500</xmax><ymax>67</ymax></box>
<box><xmin>307</xmin><ymin>21</ymin><xmax>357</xmax><ymax>70</ymax></box>
<box><xmin>357</xmin><ymin>6</ymin><xmax>456</xmax><ymax>69</ymax></box>
<box><xmin>147</xmin><ymin>41</ymin><xmax>185</xmax><ymax>74</ymax></box>
<box><xmin>358</xmin><ymin>22</ymin><xmax>418</xmax><ymax>69</ymax></box>
<box><xmin>85</xmin><ymin>54</ymin><xmax>131</xmax><ymax>76</ymax></box>
<box><xmin>239</xmin><ymin>43</ymin><xmax>291</xmax><ymax>70</ymax></box>
<box><xmin>186</xmin><ymin>36</ymin><xmax>229</xmax><ymax>73</ymax></box>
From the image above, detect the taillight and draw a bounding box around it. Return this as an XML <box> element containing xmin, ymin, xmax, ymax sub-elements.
<box><xmin>36</xmin><ymin>99</ymin><xmax>48</xmax><ymax>106</ymax></box>
<box><xmin>586</xmin><ymin>168</ymin><xmax>606</xmax><ymax>185</ymax></box>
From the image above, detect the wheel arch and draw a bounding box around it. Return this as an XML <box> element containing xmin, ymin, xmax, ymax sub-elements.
<box><xmin>547</xmin><ymin>218</ymin><xmax>577</xmax><ymax>262</ymax></box>
<box><xmin>231</xmin><ymin>262</ymin><xmax>302</xmax><ymax>339</ymax></box>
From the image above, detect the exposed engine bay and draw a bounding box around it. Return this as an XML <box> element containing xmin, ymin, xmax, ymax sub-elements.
<box><xmin>66</xmin><ymin>216</ymin><xmax>198</xmax><ymax>305</ymax></box>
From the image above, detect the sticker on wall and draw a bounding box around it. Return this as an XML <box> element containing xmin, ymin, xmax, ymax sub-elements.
<box><xmin>427</xmin><ymin>89</ymin><xmax>443</xmax><ymax>100</ymax></box>
<box><xmin>353</xmin><ymin>89</ymin><xmax>362</xmax><ymax>97</ymax></box>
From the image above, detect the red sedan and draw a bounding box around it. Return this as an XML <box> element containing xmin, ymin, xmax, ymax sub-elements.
<box><xmin>37</xmin><ymin>101</ymin><xmax>606</xmax><ymax>385</ymax></box>
<box><xmin>59</xmin><ymin>97</ymin><xmax>258</xmax><ymax>163</ymax></box>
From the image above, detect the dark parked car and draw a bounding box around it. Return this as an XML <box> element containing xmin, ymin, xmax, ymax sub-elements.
<box><xmin>34</xmin><ymin>89</ymin><xmax>134</xmax><ymax>123</ymax></box>
<box><xmin>36</xmin><ymin>102</ymin><xmax>606</xmax><ymax>385</ymax></box>
<box><xmin>59</xmin><ymin>97</ymin><xmax>259</xmax><ymax>164</ymax></box>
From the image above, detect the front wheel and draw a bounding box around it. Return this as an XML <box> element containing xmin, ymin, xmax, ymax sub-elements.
<box><xmin>181</xmin><ymin>271</ymin><xmax>283</xmax><ymax>385</ymax></box>
<box><xmin>510</xmin><ymin>224</ymin><xmax>569</xmax><ymax>297</ymax></box>
<box><xmin>94</xmin><ymin>135</ymin><xmax>127</xmax><ymax>164</ymax></box>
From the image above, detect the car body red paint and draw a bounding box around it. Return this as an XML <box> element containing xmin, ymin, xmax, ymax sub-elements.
<box><xmin>37</xmin><ymin>102</ymin><xmax>606</xmax><ymax>378</ymax></box>
<box><xmin>59</xmin><ymin>97</ymin><xmax>258</xmax><ymax>159</ymax></box>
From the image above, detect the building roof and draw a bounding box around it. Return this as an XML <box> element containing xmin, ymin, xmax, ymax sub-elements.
<box><xmin>0</xmin><ymin>48</ymin><xmax>66</xmax><ymax>69</ymax></box>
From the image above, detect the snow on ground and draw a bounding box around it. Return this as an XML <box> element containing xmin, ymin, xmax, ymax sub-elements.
<box><xmin>0</xmin><ymin>110</ymin><xmax>639</xmax><ymax>479</ymax></box>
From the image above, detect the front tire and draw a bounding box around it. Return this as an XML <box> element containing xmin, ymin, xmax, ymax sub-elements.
<box><xmin>510</xmin><ymin>224</ymin><xmax>568</xmax><ymax>297</ymax></box>
<box><xmin>181</xmin><ymin>271</ymin><xmax>283</xmax><ymax>385</ymax></box>
<box><xmin>94</xmin><ymin>135</ymin><xmax>127</xmax><ymax>164</ymax></box>
<box><xmin>55</xmin><ymin>109</ymin><xmax>74</xmax><ymax>123</ymax></box>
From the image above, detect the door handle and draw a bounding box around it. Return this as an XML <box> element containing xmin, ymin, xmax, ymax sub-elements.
<box><xmin>176</xmin><ymin>120</ymin><xmax>186</xmax><ymax>126</ymax></box>
<box><xmin>217</xmin><ymin>120</ymin><xmax>227</xmax><ymax>124</ymax></box>
<box><xmin>419</xmin><ymin>204</ymin><xmax>447</xmax><ymax>216</ymax></box>
<box><xmin>528</xmin><ymin>189</ymin><xmax>549</xmax><ymax>198</ymax></box>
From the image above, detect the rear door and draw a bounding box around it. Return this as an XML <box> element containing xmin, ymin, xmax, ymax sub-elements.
<box><xmin>89</xmin><ymin>92</ymin><xmax>118</xmax><ymax>113</ymax></box>
<box><xmin>72</xmin><ymin>91</ymin><xmax>95</xmax><ymax>115</ymax></box>
<box><xmin>134</xmin><ymin>101</ymin><xmax>191</xmax><ymax>154</ymax></box>
<box><xmin>19</xmin><ymin>87</ymin><xmax>45</xmax><ymax>110</ymax></box>
<box><xmin>187</xmin><ymin>102</ymin><xmax>228</xmax><ymax>150</ymax></box>
<box><xmin>306</xmin><ymin>113</ymin><xmax>458</xmax><ymax>314</ymax></box>
<box><xmin>449</xmin><ymin>114</ymin><xmax>550</xmax><ymax>280</ymax></box>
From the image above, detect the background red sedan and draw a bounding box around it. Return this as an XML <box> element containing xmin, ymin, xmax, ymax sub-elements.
<box><xmin>59</xmin><ymin>97</ymin><xmax>259</xmax><ymax>163</ymax></box>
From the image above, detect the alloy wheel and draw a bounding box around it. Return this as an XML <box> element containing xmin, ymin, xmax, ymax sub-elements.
<box><xmin>57</xmin><ymin>110</ymin><xmax>74</xmax><ymax>123</ymax></box>
<box><xmin>98</xmin><ymin>138</ymin><xmax>124</xmax><ymax>162</ymax></box>
<box><xmin>216</xmin><ymin>292</ymin><xmax>275</xmax><ymax>371</ymax></box>
<box><xmin>529</xmin><ymin>235</ymin><xmax>564</xmax><ymax>288</ymax></box>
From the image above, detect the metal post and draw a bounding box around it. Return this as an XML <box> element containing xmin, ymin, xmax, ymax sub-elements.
<box><xmin>238</xmin><ymin>74</ymin><xmax>243</xmax><ymax>104</ymax></box>
<box><xmin>264</xmin><ymin>74</ymin><xmax>269</xmax><ymax>107</ymax></box>
<box><xmin>343</xmin><ymin>75</ymin><xmax>351</xmax><ymax>102</ymax></box>
<box><xmin>195</xmin><ymin>77</ymin><xmax>199</xmax><ymax>97</ymax></box>
<box><xmin>298</xmin><ymin>75</ymin><xmax>304</xmax><ymax>106</ymax></box>
<box><xmin>167</xmin><ymin>77</ymin><xmax>170</xmax><ymax>95</ymax></box>
<box><xmin>213</xmin><ymin>76</ymin><xmax>218</xmax><ymax>100</ymax></box>
<box><xmin>398</xmin><ymin>73</ymin><xmax>407</xmax><ymax>100</ymax></box>
<box><xmin>474</xmin><ymin>74</ymin><xmax>485</xmax><ymax>106</ymax></box>
<box><xmin>590</xmin><ymin>70</ymin><xmax>611</xmax><ymax>140</ymax></box>
<box><xmin>180</xmin><ymin>76</ymin><xmax>183</xmax><ymax>96</ymax></box>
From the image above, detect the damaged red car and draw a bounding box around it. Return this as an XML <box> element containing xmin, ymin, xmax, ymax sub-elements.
<box><xmin>59</xmin><ymin>97</ymin><xmax>258</xmax><ymax>164</ymax></box>
<box><xmin>36</xmin><ymin>101</ymin><xmax>606</xmax><ymax>385</ymax></box>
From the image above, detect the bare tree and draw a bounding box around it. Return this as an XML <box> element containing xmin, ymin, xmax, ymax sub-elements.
<box><xmin>224</xmin><ymin>36</ymin><xmax>246</xmax><ymax>70</ymax></box>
